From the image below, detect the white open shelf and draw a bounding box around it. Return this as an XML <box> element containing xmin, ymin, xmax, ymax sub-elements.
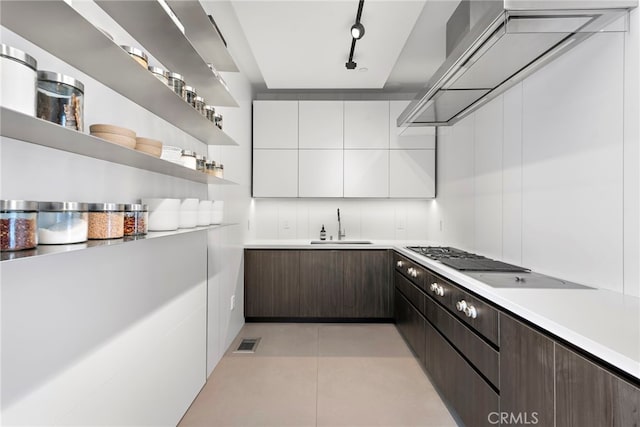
<box><xmin>0</xmin><ymin>0</ymin><xmax>238</xmax><ymax>146</ymax></box>
<box><xmin>0</xmin><ymin>108</ymin><xmax>238</xmax><ymax>186</ymax></box>
<box><xmin>95</xmin><ymin>0</ymin><xmax>238</xmax><ymax>105</ymax></box>
<box><xmin>0</xmin><ymin>224</ymin><xmax>238</xmax><ymax>263</ymax></box>
<box><xmin>167</xmin><ymin>0</ymin><xmax>239</xmax><ymax>72</ymax></box>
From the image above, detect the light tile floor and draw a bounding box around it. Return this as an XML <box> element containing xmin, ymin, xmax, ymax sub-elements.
<box><xmin>178</xmin><ymin>323</ymin><xmax>457</xmax><ymax>427</ymax></box>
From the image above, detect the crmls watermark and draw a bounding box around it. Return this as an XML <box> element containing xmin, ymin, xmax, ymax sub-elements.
<box><xmin>488</xmin><ymin>412</ymin><xmax>539</xmax><ymax>425</ymax></box>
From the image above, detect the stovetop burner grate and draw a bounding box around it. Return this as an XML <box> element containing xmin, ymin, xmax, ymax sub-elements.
<box><xmin>406</xmin><ymin>246</ymin><xmax>529</xmax><ymax>272</ymax></box>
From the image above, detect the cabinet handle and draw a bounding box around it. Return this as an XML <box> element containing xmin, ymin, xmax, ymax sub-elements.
<box><xmin>407</xmin><ymin>267</ymin><xmax>418</xmax><ymax>278</ymax></box>
<box><xmin>397</xmin><ymin>261</ymin><xmax>403</xmax><ymax>268</ymax></box>
<box><xmin>464</xmin><ymin>305</ymin><xmax>478</xmax><ymax>319</ymax></box>
<box><xmin>430</xmin><ymin>283</ymin><xmax>444</xmax><ymax>297</ymax></box>
<box><xmin>456</xmin><ymin>300</ymin><xmax>468</xmax><ymax>312</ymax></box>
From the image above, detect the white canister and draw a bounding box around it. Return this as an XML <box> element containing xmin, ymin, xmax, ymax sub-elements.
<box><xmin>179</xmin><ymin>198</ymin><xmax>199</xmax><ymax>228</ymax></box>
<box><xmin>0</xmin><ymin>44</ymin><xmax>37</xmax><ymax>116</ymax></box>
<box><xmin>210</xmin><ymin>200</ymin><xmax>224</xmax><ymax>225</ymax></box>
<box><xmin>142</xmin><ymin>198</ymin><xmax>180</xmax><ymax>231</ymax></box>
<box><xmin>197</xmin><ymin>200</ymin><xmax>212</xmax><ymax>226</ymax></box>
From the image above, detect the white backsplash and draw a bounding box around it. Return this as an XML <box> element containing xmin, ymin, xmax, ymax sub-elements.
<box><xmin>252</xmin><ymin>199</ymin><xmax>430</xmax><ymax>241</ymax></box>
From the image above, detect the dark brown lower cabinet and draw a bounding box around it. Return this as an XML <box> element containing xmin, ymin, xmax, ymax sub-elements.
<box><xmin>499</xmin><ymin>314</ymin><xmax>555</xmax><ymax>427</ymax></box>
<box><xmin>244</xmin><ymin>250</ymin><xmax>300</xmax><ymax>317</ymax></box>
<box><xmin>245</xmin><ymin>249</ymin><xmax>392</xmax><ymax>319</ymax></box>
<box><xmin>426</xmin><ymin>319</ymin><xmax>499</xmax><ymax>427</ymax></box>
<box><xmin>556</xmin><ymin>344</ymin><xmax>640</xmax><ymax>427</ymax></box>
<box><xmin>343</xmin><ymin>250</ymin><xmax>392</xmax><ymax>318</ymax></box>
<box><xmin>299</xmin><ymin>250</ymin><xmax>343</xmax><ymax>317</ymax></box>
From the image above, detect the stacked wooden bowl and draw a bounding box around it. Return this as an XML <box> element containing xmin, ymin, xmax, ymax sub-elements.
<box><xmin>135</xmin><ymin>137</ymin><xmax>162</xmax><ymax>157</ymax></box>
<box><xmin>90</xmin><ymin>124</ymin><xmax>136</xmax><ymax>149</ymax></box>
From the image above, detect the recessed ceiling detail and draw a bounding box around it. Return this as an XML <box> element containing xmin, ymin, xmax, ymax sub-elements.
<box><xmin>231</xmin><ymin>0</ymin><xmax>426</xmax><ymax>89</ymax></box>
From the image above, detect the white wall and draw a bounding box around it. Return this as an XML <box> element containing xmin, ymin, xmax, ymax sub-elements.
<box><xmin>427</xmin><ymin>10</ymin><xmax>639</xmax><ymax>297</ymax></box>
<box><xmin>0</xmin><ymin>0</ymin><xmax>251</xmax><ymax>422</ymax></box>
<box><xmin>253</xmin><ymin>198</ymin><xmax>430</xmax><ymax>241</ymax></box>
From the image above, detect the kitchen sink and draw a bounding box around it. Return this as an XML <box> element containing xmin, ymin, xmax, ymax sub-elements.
<box><xmin>310</xmin><ymin>240</ymin><xmax>372</xmax><ymax>244</ymax></box>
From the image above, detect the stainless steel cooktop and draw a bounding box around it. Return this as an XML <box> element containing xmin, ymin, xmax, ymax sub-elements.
<box><xmin>406</xmin><ymin>246</ymin><xmax>529</xmax><ymax>273</ymax></box>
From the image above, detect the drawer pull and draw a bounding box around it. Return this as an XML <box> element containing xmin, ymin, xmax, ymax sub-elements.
<box><xmin>430</xmin><ymin>283</ymin><xmax>444</xmax><ymax>297</ymax></box>
<box><xmin>464</xmin><ymin>305</ymin><xmax>478</xmax><ymax>319</ymax></box>
<box><xmin>456</xmin><ymin>300</ymin><xmax>468</xmax><ymax>312</ymax></box>
<box><xmin>407</xmin><ymin>267</ymin><xmax>418</xmax><ymax>278</ymax></box>
<box><xmin>397</xmin><ymin>260</ymin><xmax>404</xmax><ymax>268</ymax></box>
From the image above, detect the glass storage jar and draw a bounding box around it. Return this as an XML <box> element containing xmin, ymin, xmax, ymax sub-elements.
<box><xmin>196</xmin><ymin>154</ymin><xmax>206</xmax><ymax>172</ymax></box>
<box><xmin>37</xmin><ymin>201</ymin><xmax>88</xmax><ymax>244</ymax></box>
<box><xmin>37</xmin><ymin>71</ymin><xmax>84</xmax><ymax>131</ymax></box>
<box><xmin>120</xmin><ymin>45</ymin><xmax>148</xmax><ymax>68</ymax></box>
<box><xmin>194</xmin><ymin>96</ymin><xmax>205</xmax><ymax>114</ymax></box>
<box><xmin>148</xmin><ymin>66</ymin><xmax>169</xmax><ymax>85</ymax></box>
<box><xmin>88</xmin><ymin>203</ymin><xmax>124</xmax><ymax>239</ymax></box>
<box><xmin>214</xmin><ymin>163</ymin><xmax>224</xmax><ymax>179</ymax></box>
<box><xmin>0</xmin><ymin>200</ymin><xmax>38</xmax><ymax>251</ymax></box>
<box><xmin>204</xmin><ymin>105</ymin><xmax>215</xmax><ymax>123</ymax></box>
<box><xmin>124</xmin><ymin>204</ymin><xmax>148</xmax><ymax>236</ymax></box>
<box><xmin>205</xmin><ymin>160</ymin><xmax>216</xmax><ymax>175</ymax></box>
<box><xmin>181</xmin><ymin>150</ymin><xmax>197</xmax><ymax>170</ymax></box>
<box><xmin>214</xmin><ymin>112</ymin><xmax>223</xmax><ymax>130</ymax></box>
<box><xmin>184</xmin><ymin>86</ymin><xmax>197</xmax><ymax>107</ymax></box>
<box><xmin>1</xmin><ymin>44</ymin><xmax>38</xmax><ymax>116</ymax></box>
<box><xmin>168</xmin><ymin>72</ymin><xmax>185</xmax><ymax>98</ymax></box>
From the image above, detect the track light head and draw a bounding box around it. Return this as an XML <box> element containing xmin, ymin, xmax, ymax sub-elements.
<box><xmin>351</xmin><ymin>22</ymin><xmax>365</xmax><ymax>39</ymax></box>
<box><xmin>345</xmin><ymin>61</ymin><xmax>357</xmax><ymax>70</ymax></box>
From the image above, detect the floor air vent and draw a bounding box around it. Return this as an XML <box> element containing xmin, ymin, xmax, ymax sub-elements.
<box><xmin>234</xmin><ymin>338</ymin><xmax>261</xmax><ymax>353</ymax></box>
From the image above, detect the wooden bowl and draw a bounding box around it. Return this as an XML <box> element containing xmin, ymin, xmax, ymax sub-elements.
<box><xmin>91</xmin><ymin>131</ymin><xmax>136</xmax><ymax>149</ymax></box>
<box><xmin>135</xmin><ymin>137</ymin><xmax>162</xmax><ymax>157</ymax></box>
<box><xmin>89</xmin><ymin>124</ymin><xmax>136</xmax><ymax>138</ymax></box>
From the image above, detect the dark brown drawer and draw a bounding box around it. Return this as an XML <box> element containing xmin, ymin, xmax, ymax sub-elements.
<box><xmin>394</xmin><ymin>271</ymin><xmax>425</xmax><ymax>316</ymax></box>
<box><xmin>424</xmin><ymin>273</ymin><xmax>499</xmax><ymax>347</ymax></box>
<box><xmin>425</xmin><ymin>295</ymin><xmax>499</xmax><ymax>389</ymax></box>
<box><xmin>426</xmin><ymin>319</ymin><xmax>499</xmax><ymax>427</ymax></box>
<box><xmin>393</xmin><ymin>253</ymin><xmax>430</xmax><ymax>292</ymax></box>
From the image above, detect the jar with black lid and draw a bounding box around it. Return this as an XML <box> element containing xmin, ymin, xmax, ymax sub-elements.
<box><xmin>1</xmin><ymin>200</ymin><xmax>38</xmax><ymax>251</ymax></box>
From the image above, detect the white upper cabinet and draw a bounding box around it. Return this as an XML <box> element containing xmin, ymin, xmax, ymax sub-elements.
<box><xmin>299</xmin><ymin>150</ymin><xmax>343</xmax><ymax>197</ymax></box>
<box><xmin>389</xmin><ymin>149</ymin><xmax>436</xmax><ymax>198</ymax></box>
<box><xmin>389</xmin><ymin>100</ymin><xmax>436</xmax><ymax>149</ymax></box>
<box><xmin>344</xmin><ymin>150</ymin><xmax>389</xmax><ymax>198</ymax></box>
<box><xmin>344</xmin><ymin>101</ymin><xmax>390</xmax><ymax>149</ymax></box>
<box><xmin>253</xmin><ymin>149</ymin><xmax>298</xmax><ymax>197</ymax></box>
<box><xmin>299</xmin><ymin>101</ymin><xmax>344</xmax><ymax>149</ymax></box>
<box><xmin>253</xmin><ymin>101</ymin><xmax>298</xmax><ymax>149</ymax></box>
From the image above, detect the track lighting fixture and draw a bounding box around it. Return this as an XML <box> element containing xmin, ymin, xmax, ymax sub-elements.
<box><xmin>345</xmin><ymin>0</ymin><xmax>365</xmax><ymax>70</ymax></box>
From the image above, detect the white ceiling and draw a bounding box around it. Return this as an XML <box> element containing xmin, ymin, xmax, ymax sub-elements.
<box><xmin>230</xmin><ymin>0</ymin><xmax>427</xmax><ymax>89</ymax></box>
<box><xmin>200</xmin><ymin>0</ymin><xmax>459</xmax><ymax>93</ymax></box>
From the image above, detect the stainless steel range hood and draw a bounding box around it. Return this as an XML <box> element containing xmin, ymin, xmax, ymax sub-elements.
<box><xmin>397</xmin><ymin>0</ymin><xmax>637</xmax><ymax>127</ymax></box>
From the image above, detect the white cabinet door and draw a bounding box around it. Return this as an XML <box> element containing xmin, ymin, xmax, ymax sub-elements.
<box><xmin>344</xmin><ymin>150</ymin><xmax>389</xmax><ymax>198</ymax></box>
<box><xmin>344</xmin><ymin>101</ymin><xmax>389</xmax><ymax>149</ymax></box>
<box><xmin>299</xmin><ymin>101</ymin><xmax>343</xmax><ymax>149</ymax></box>
<box><xmin>253</xmin><ymin>101</ymin><xmax>298</xmax><ymax>149</ymax></box>
<box><xmin>299</xmin><ymin>150</ymin><xmax>343</xmax><ymax>197</ymax></box>
<box><xmin>389</xmin><ymin>149</ymin><xmax>435</xmax><ymax>198</ymax></box>
<box><xmin>253</xmin><ymin>150</ymin><xmax>298</xmax><ymax>197</ymax></box>
<box><xmin>389</xmin><ymin>100</ymin><xmax>436</xmax><ymax>149</ymax></box>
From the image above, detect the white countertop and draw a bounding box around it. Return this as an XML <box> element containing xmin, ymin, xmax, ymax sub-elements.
<box><xmin>245</xmin><ymin>240</ymin><xmax>640</xmax><ymax>380</ymax></box>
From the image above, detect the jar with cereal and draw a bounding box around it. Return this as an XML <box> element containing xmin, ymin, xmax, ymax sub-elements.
<box><xmin>87</xmin><ymin>203</ymin><xmax>124</xmax><ymax>239</ymax></box>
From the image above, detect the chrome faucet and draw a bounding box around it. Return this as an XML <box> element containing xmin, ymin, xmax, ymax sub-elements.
<box><xmin>337</xmin><ymin>208</ymin><xmax>346</xmax><ymax>240</ymax></box>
